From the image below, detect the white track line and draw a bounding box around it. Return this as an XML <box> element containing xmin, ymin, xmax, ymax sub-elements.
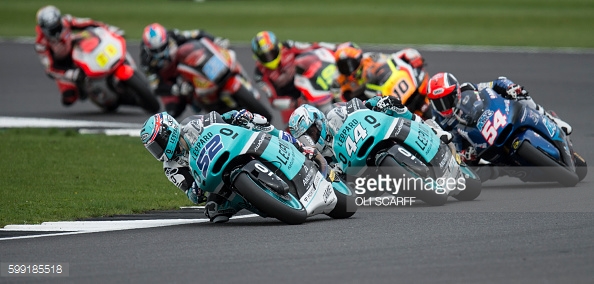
<box><xmin>0</xmin><ymin>214</ymin><xmax>259</xmax><ymax>241</ymax></box>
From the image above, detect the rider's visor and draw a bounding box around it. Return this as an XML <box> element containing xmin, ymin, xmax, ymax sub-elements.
<box><xmin>430</xmin><ymin>94</ymin><xmax>455</xmax><ymax>117</ymax></box>
<box><xmin>305</xmin><ymin>123</ymin><xmax>321</xmax><ymax>143</ymax></box>
<box><xmin>151</xmin><ymin>46</ymin><xmax>170</xmax><ymax>60</ymax></box>
<box><xmin>144</xmin><ymin>127</ymin><xmax>170</xmax><ymax>161</ymax></box>
<box><xmin>256</xmin><ymin>47</ymin><xmax>281</xmax><ymax>70</ymax></box>
<box><xmin>43</xmin><ymin>24</ymin><xmax>63</xmax><ymax>40</ymax></box>
<box><xmin>336</xmin><ymin>57</ymin><xmax>359</xmax><ymax>76</ymax></box>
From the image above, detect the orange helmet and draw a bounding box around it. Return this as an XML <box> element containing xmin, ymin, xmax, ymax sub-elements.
<box><xmin>335</xmin><ymin>46</ymin><xmax>362</xmax><ymax>76</ymax></box>
<box><xmin>427</xmin><ymin>72</ymin><xmax>460</xmax><ymax>118</ymax></box>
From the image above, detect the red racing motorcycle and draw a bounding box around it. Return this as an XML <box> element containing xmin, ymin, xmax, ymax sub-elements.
<box><xmin>71</xmin><ymin>26</ymin><xmax>160</xmax><ymax>113</ymax></box>
<box><xmin>176</xmin><ymin>38</ymin><xmax>272</xmax><ymax>120</ymax></box>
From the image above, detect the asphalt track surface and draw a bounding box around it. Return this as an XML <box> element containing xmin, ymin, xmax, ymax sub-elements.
<box><xmin>1</xmin><ymin>40</ymin><xmax>594</xmax><ymax>283</ymax></box>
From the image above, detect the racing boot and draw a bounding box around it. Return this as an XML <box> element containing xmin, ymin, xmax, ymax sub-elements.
<box><xmin>204</xmin><ymin>193</ymin><xmax>238</xmax><ymax>223</ymax></box>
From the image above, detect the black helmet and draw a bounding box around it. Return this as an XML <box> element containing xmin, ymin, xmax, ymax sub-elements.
<box><xmin>454</xmin><ymin>90</ymin><xmax>484</xmax><ymax>126</ymax></box>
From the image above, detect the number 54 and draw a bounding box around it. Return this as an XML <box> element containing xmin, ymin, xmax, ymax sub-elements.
<box><xmin>481</xmin><ymin>110</ymin><xmax>507</xmax><ymax>145</ymax></box>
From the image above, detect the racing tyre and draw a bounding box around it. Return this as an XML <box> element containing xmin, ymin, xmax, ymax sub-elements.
<box><xmin>379</xmin><ymin>155</ymin><xmax>448</xmax><ymax>206</ymax></box>
<box><xmin>453</xmin><ymin>166</ymin><xmax>482</xmax><ymax>201</ymax></box>
<box><xmin>517</xmin><ymin>141</ymin><xmax>579</xmax><ymax>187</ymax></box>
<box><xmin>234</xmin><ymin>84</ymin><xmax>273</xmax><ymax>121</ymax></box>
<box><xmin>326</xmin><ymin>180</ymin><xmax>357</xmax><ymax>219</ymax></box>
<box><xmin>124</xmin><ymin>71</ymin><xmax>161</xmax><ymax>113</ymax></box>
<box><xmin>233</xmin><ymin>172</ymin><xmax>307</xmax><ymax>225</ymax></box>
<box><xmin>574</xmin><ymin>152</ymin><xmax>587</xmax><ymax>182</ymax></box>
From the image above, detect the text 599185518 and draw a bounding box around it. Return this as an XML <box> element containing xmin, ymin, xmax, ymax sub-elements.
<box><xmin>1</xmin><ymin>263</ymin><xmax>69</xmax><ymax>277</ymax></box>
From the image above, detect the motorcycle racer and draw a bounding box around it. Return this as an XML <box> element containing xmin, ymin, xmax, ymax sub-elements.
<box><xmin>287</xmin><ymin>95</ymin><xmax>453</xmax><ymax>174</ymax></box>
<box><xmin>140</xmin><ymin>23</ymin><xmax>230</xmax><ymax>118</ymax></box>
<box><xmin>426</xmin><ymin>72</ymin><xmax>574</xmax><ymax>180</ymax></box>
<box><xmin>250</xmin><ymin>30</ymin><xmax>339</xmax><ymax>123</ymax></box>
<box><xmin>140</xmin><ymin>110</ymin><xmax>315</xmax><ymax>223</ymax></box>
<box><xmin>334</xmin><ymin>45</ymin><xmax>429</xmax><ymax>117</ymax></box>
<box><xmin>34</xmin><ymin>5</ymin><xmax>122</xmax><ymax>106</ymax></box>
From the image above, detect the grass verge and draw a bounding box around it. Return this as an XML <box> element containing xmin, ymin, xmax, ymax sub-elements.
<box><xmin>0</xmin><ymin>128</ymin><xmax>193</xmax><ymax>228</ymax></box>
<box><xmin>1</xmin><ymin>0</ymin><xmax>593</xmax><ymax>48</ymax></box>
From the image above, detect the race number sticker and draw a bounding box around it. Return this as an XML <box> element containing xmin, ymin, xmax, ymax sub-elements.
<box><xmin>480</xmin><ymin>110</ymin><xmax>507</xmax><ymax>145</ymax></box>
<box><xmin>95</xmin><ymin>44</ymin><xmax>117</xmax><ymax>68</ymax></box>
<box><xmin>195</xmin><ymin>134</ymin><xmax>224</xmax><ymax>178</ymax></box>
<box><xmin>316</xmin><ymin>64</ymin><xmax>337</xmax><ymax>91</ymax></box>
<box><xmin>345</xmin><ymin>124</ymin><xmax>368</xmax><ymax>156</ymax></box>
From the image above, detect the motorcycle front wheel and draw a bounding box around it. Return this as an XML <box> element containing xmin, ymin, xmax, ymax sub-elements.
<box><xmin>234</xmin><ymin>84</ymin><xmax>273</xmax><ymax>121</ymax></box>
<box><xmin>326</xmin><ymin>179</ymin><xmax>357</xmax><ymax>219</ymax></box>
<box><xmin>378</xmin><ymin>155</ymin><xmax>448</xmax><ymax>206</ymax></box>
<box><xmin>233</xmin><ymin>172</ymin><xmax>307</xmax><ymax>225</ymax></box>
<box><xmin>574</xmin><ymin>152</ymin><xmax>588</xmax><ymax>182</ymax></box>
<box><xmin>122</xmin><ymin>71</ymin><xmax>161</xmax><ymax>114</ymax></box>
<box><xmin>517</xmin><ymin>141</ymin><xmax>579</xmax><ymax>187</ymax></box>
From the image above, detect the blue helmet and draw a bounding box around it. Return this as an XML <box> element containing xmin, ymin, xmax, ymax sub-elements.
<box><xmin>140</xmin><ymin>112</ymin><xmax>181</xmax><ymax>161</ymax></box>
<box><xmin>288</xmin><ymin>104</ymin><xmax>330</xmax><ymax>152</ymax></box>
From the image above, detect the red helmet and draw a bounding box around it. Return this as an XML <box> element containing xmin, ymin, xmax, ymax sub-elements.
<box><xmin>427</xmin><ymin>72</ymin><xmax>460</xmax><ymax>117</ymax></box>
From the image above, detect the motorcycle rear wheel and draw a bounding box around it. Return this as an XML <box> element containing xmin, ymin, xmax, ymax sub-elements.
<box><xmin>517</xmin><ymin>141</ymin><xmax>579</xmax><ymax>187</ymax></box>
<box><xmin>379</xmin><ymin>156</ymin><xmax>448</xmax><ymax>206</ymax></box>
<box><xmin>233</xmin><ymin>172</ymin><xmax>307</xmax><ymax>225</ymax></box>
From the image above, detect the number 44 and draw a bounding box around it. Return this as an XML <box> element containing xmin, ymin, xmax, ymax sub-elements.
<box><xmin>481</xmin><ymin>110</ymin><xmax>507</xmax><ymax>145</ymax></box>
<box><xmin>345</xmin><ymin>124</ymin><xmax>367</xmax><ymax>156</ymax></box>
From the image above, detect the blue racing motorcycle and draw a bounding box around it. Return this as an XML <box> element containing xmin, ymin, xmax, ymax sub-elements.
<box><xmin>185</xmin><ymin>113</ymin><xmax>356</xmax><ymax>225</ymax></box>
<box><xmin>453</xmin><ymin>89</ymin><xmax>587</xmax><ymax>187</ymax></box>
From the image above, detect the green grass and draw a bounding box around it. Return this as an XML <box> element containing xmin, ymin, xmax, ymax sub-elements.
<box><xmin>0</xmin><ymin>128</ymin><xmax>194</xmax><ymax>227</ymax></box>
<box><xmin>1</xmin><ymin>0</ymin><xmax>593</xmax><ymax>48</ymax></box>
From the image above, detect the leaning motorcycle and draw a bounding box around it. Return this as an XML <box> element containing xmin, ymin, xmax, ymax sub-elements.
<box><xmin>71</xmin><ymin>26</ymin><xmax>160</xmax><ymax>113</ymax></box>
<box><xmin>453</xmin><ymin>89</ymin><xmax>587</xmax><ymax>187</ymax></box>
<box><xmin>186</xmin><ymin>113</ymin><xmax>356</xmax><ymax>225</ymax></box>
<box><xmin>293</xmin><ymin>48</ymin><xmax>341</xmax><ymax>113</ymax></box>
<box><xmin>331</xmin><ymin>102</ymin><xmax>482</xmax><ymax>206</ymax></box>
<box><xmin>364</xmin><ymin>56</ymin><xmax>432</xmax><ymax>119</ymax></box>
<box><xmin>271</xmin><ymin>47</ymin><xmax>340</xmax><ymax>124</ymax></box>
<box><xmin>176</xmin><ymin>38</ymin><xmax>272</xmax><ymax>121</ymax></box>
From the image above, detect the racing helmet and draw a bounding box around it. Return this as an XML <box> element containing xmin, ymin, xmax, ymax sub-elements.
<box><xmin>454</xmin><ymin>90</ymin><xmax>484</xmax><ymax>126</ymax></box>
<box><xmin>251</xmin><ymin>31</ymin><xmax>281</xmax><ymax>70</ymax></box>
<box><xmin>326</xmin><ymin>102</ymin><xmax>348</xmax><ymax>138</ymax></box>
<box><xmin>140</xmin><ymin>112</ymin><xmax>182</xmax><ymax>162</ymax></box>
<box><xmin>36</xmin><ymin>5</ymin><xmax>63</xmax><ymax>41</ymax></box>
<box><xmin>142</xmin><ymin>23</ymin><xmax>171</xmax><ymax>60</ymax></box>
<box><xmin>288</xmin><ymin>104</ymin><xmax>331</xmax><ymax>152</ymax></box>
<box><xmin>427</xmin><ymin>72</ymin><xmax>460</xmax><ymax>118</ymax></box>
<box><xmin>334</xmin><ymin>45</ymin><xmax>363</xmax><ymax>76</ymax></box>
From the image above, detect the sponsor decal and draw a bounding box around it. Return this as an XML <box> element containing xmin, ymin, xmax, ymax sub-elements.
<box><xmin>512</xmin><ymin>138</ymin><xmax>520</xmax><ymax>149</ymax></box>
<box><xmin>542</xmin><ymin>116</ymin><xmax>557</xmax><ymax>137</ymax></box>
<box><xmin>253</xmin><ymin>133</ymin><xmax>266</xmax><ymax>151</ymax></box>
<box><xmin>476</xmin><ymin>109</ymin><xmax>494</xmax><ymax>131</ymax></box>
<box><xmin>337</xmin><ymin>119</ymin><xmax>359</xmax><ymax>147</ymax></box>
